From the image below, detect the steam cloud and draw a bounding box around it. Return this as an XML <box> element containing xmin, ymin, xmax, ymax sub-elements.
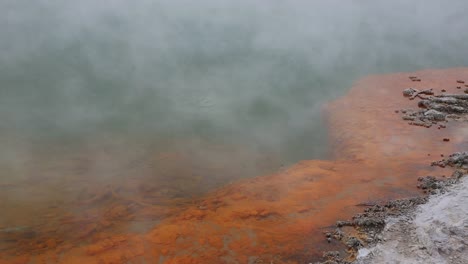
<box><xmin>1</xmin><ymin>0</ymin><xmax>468</xmax><ymax>180</ymax></box>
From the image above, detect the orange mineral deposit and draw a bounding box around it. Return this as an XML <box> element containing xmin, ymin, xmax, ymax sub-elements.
<box><xmin>1</xmin><ymin>68</ymin><xmax>467</xmax><ymax>263</ymax></box>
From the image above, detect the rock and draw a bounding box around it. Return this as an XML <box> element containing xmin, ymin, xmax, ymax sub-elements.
<box><xmin>403</xmin><ymin>88</ymin><xmax>417</xmax><ymax>97</ymax></box>
<box><xmin>346</xmin><ymin>237</ymin><xmax>363</xmax><ymax>249</ymax></box>
<box><xmin>402</xmin><ymin>115</ymin><xmax>415</xmax><ymax>121</ymax></box>
<box><xmin>333</xmin><ymin>229</ymin><xmax>344</xmax><ymax>240</ymax></box>
<box><xmin>353</xmin><ymin>217</ymin><xmax>385</xmax><ymax>229</ymax></box>
<box><xmin>401</xmin><ymin>87</ymin><xmax>468</xmax><ymax>130</ymax></box>
<box><xmin>423</xmin><ymin>109</ymin><xmax>445</xmax><ymax>121</ymax></box>
<box><xmin>432</xmin><ymin>152</ymin><xmax>468</xmax><ymax>169</ymax></box>
<box><xmin>336</xmin><ymin>220</ymin><xmax>353</xmax><ymax>227</ymax></box>
<box><xmin>417</xmin><ymin>176</ymin><xmax>440</xmax><ymax>190</ymax></box>
<box><xmin>418</xmin><ymin>100</ymin><xmax>430</xmax><ymax>108</ymax></box>
<box><xmin>321</xmin><ymin>250</ymin><xmax>345</xmax><ymax>264</ymax></box>
<box><xmin>409</xmin><ymin>120</ymin><xmax>431</xmax><ymax>128</ymax></box>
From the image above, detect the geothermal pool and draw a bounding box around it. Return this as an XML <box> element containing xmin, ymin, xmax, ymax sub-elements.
<box><xmin>1</xmin><ymin>1</ymin><xmax>468</xmax><ymax>263</ymax></box>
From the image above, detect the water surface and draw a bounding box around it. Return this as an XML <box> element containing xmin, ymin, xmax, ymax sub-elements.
<box><xmin>1</xmin><ymin>1</ymin><xmax>468</xmax><ymax>262</ymax></box>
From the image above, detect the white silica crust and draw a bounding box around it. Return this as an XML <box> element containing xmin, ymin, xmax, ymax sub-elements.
<box><xmin>356</xmin><ymin>176</ymin><xmax>468</xmax><ymax>264</ymax></box>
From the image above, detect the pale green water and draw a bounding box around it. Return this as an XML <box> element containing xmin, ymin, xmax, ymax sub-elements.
<box><xmin>1</xmin><ymin>2</ymin><xmax>468</xmax><ymax>262</ymax></box>
<box><xmin>1</xmin><ymin>0</ymin><xmax>468</xmax><ymax>186</ymax></box>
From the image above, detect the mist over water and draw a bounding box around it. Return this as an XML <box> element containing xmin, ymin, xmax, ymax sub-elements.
<box><xmin>2</xmin><ymin>0</ymin><xmax>468</xmax><ymax>159</ymax></box>
<box><xmin>1</xmin><ymin>0</ymin><xmax>468</xmax><ymax>234</ymax></box>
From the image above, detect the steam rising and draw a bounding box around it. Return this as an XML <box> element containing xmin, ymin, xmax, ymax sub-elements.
<box><xmin>1</xmin><ymin>0</ymin><xmax>468</xmax><ymax>185</ymax></box>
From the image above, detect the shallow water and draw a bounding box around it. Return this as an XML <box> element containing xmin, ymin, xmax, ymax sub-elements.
<box><xmin>1</xmin><ymin>1</ymin><xmax>468</xmax><ymax>263</ymax></box>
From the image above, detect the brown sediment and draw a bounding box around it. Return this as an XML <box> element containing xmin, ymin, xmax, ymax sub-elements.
<box><xmin>1</xmin><ymin>68</ymin><xmax>467</xmax><ymax>263</ymax></box>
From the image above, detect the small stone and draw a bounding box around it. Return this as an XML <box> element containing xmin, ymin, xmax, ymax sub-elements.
<box><xmin>346</xmin><ymin>237</ymin><xmax>363</xmax><ymax>249</ymax></box>
<box><xmin>336</xmin><ymin>220</ymin><xmax>352</xmax><ymax>227</ymax></box>
<box><xmin>441</xmin><ymin>89</ymin><xmax>446</xmax><ymax>92</ymax></box>
<box><xmin>456</xmin><ymin>80</ymin><xmax>465</xmax><ymax>83</ymax></box>
<box><xmin>403</xmin><ymin>88</ymin><xmax>417</xmax><ymax>97</ymax></box>
<box><xmin>402</xmin><ymin>115</ymin><xmax>415</xmax><ymax>121</ymax></box>
<box><xmin>443</xmin><ymin>138</ymin><xmax>450</xmax><ymax>142</ymax></box>
<box><xmin>457</xmin><ymin>86</ymin><xmax>461</xmax><ymax>89</ymax></box>
<box><xmin>418</xmin><ymin>100</ymin><xmax>430</xmax><ymax>108</ymax></box>
<box><xmin>333</xmin><ymin>229</ymin><xmax>344</xmax><ymax>240</ymax></box>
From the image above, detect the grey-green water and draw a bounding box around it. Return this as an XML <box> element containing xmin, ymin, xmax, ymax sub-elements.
<box><xmin>1</xmin><ymin>0</ymin><xmax>468</xmax><ymax>185</ymax></box>
<box><xmin>2</xmin><ymin>1</ymin><xmax>468</xmax><ymax>262</ymax></box>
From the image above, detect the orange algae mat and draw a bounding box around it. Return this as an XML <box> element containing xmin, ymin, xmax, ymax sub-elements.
<box><xmin>1</xmin><ymin>68</ymin><xmax>467</xmax><ymax>264</ymax></box>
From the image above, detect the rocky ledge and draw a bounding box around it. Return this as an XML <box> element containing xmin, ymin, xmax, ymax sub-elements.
<box><xmin>318</xmin><ymin>81</ymin><xmax>468</xmax><ymax>264</ymax></box>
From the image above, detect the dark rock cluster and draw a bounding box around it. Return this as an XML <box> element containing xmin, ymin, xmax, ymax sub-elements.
<box><xmin>318</xmin><ymin>251</ymin><xmax>351</xmax><ymax>264</ymax></box>
<box><xmin>431</xmin><ymin>152</ymin><xmax>468</xmax><ymax>169</ymax></box>
<box><xmin>400</xmin><ymin>88</ymin><xmax>468</xmax><ymax>128</ymax></box>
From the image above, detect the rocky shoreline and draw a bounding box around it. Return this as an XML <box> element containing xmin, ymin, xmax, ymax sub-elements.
<box><xmin>318</xmin><ymin>81</ymin><xmax>468</xmax><ymax>264</ymax></box>
<box><xmin>354</xmin><ymin>175</ymin><xmax>468</xmax><ymax>264</ymax></box>
<box><xmin>318</xmin><ymin>154</ymin><xmax>467</xmax><ymax>264</ymax></box>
